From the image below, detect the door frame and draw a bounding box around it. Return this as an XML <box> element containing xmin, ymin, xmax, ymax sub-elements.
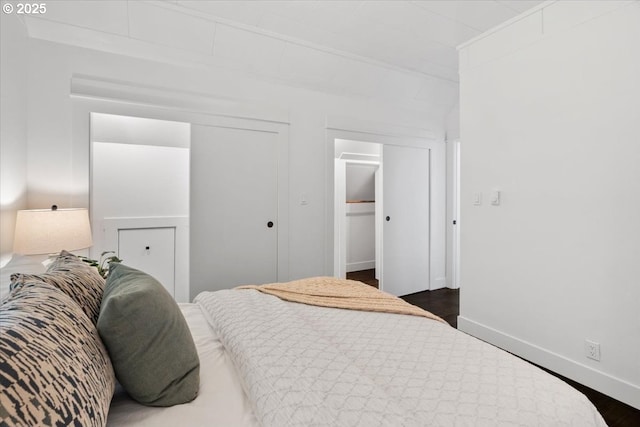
<box><xmin>451</xmin><ymin>139</ymin><xmax>461</xmax><ymax>289</ymax></box>
<box><xmin>334</xmin><ymin>157</ymin><xmax>380</xmax><ymax>281</ymax></box>
<box><xmin>325</xmin><ymin>119</ymin><xmax>446</xmax><ymax>291</ymax></box>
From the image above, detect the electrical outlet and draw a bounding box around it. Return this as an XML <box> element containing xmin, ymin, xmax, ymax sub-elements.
<box><xmin>585</xmin><ymin>339</ymin><xmax>601</xmax><ymax>361</ymax></box>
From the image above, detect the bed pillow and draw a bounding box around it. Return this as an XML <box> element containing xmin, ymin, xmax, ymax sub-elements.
<box><xmin>0</xmin><ymin>254</ymin><xmax>45</xmax><ymax>300</ymax></box>
<box><xmin>98</xmin><ymin>263</ymin><xmax>200</xmax><ymax>407</ymax></box>
<box><xmin>0</xmin><ymin>281</ymin><xmax>115</xmax><ymax>426</ymax></box>
<box><xmin>10</xmin><ymin>250</ymin><xmax>105</xmax><ymax>324</ymax></box>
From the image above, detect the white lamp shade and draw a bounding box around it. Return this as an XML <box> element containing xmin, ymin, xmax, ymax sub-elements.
<box><xmin>13</xmin><ymin>208</ymin><xmax>93</xmax><ymax>255</ymax></box>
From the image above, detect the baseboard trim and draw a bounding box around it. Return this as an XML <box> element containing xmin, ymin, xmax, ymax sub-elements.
<box><xmin>458</xmin><ymin>316</ymin><xmax>640</xmax><ymax>410</ymax></box>
<box><xmin>346</xmin><ymin>261</ymin><xmax>375</xmax><ymax>273</ymax></box>
<box><xmin>430</xmin><ymin>276</ymin><xmax>447</xmax><ymax>290</ymax></box>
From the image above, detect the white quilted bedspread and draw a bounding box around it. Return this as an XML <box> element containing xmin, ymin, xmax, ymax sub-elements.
<box><xmin>194</xmin><ymin>289</ymin><xmax>607</xmax><ymax>427</ymax></box>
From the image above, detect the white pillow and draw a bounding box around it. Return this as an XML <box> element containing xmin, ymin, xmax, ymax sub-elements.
<box><xmin>0</xmin><ymin>254</ymin><xmax>46</xmax><ymax>300</ymax></box>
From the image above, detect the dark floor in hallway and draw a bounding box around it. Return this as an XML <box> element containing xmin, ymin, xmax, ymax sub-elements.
<box><xmin>346</xmin><ymin>269</ymin><xmax>378</xmax><ymax>288</ymax></box>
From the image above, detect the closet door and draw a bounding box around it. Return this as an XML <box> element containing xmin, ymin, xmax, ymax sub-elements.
<box><xmin>191</xmin><ymin>125</ymin><xmax>278</xmax><ymax>295</ymax></box>
<box><xmin>382</xmin><ymin>145</ymin><xmax>430</xmax><ymax>296</ymax></box>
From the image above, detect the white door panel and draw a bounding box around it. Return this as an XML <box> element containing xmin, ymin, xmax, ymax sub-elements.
<box><xmin>118</xmin><ymin>227</ymin><xmax>176</xmax><ymax>296</ymax></box>
<box><xmin>191</xmin><ymin>125</ymin><xmax>278</xmax><ymax>293</ymax></box>
<box><xmin>382</xmin><ymin>145</ymin><xmax>430</xmax><ymax>296</ymax></box>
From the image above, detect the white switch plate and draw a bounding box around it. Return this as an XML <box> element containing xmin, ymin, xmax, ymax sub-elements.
<box><xmin>473</xmin><ymin>193</ymin><xmax>482</xmax><ymax>205</ymax></box>
<box><xmin>491</xmin><ymin>190</ymin><xmax>501</xmax><ymax>206</ymax></box>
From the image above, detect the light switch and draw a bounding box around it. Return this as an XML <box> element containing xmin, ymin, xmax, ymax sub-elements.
<box><xmin>473</xmin><ymin>193</ymin><xmax>482</xmax><ymax>206</ymax></box>
<box><xmin>491</xmin><ymin>190</ymin><xmax>501</xmax><ymax>206</ymax></box>
<box><xmin>300</xmin><ymin>192</ymin><xmax>309</xmax><ymax>206</ymax></box>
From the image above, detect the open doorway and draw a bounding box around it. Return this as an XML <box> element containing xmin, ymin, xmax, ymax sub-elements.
<box><xmin>328</xmin><ymin>124</ymin><xmax>445</xmax><ymax>297</ymax></box>
<box><xmin>334</xmin><ymin>139</ymin><xmax>381</xmax><ymax>288</ymax></box>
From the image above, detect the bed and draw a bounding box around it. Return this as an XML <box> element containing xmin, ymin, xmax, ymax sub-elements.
<box><xmin>109</xmin><ymin>283</ymin><xmax>606</xmax><ymax>426</ymax></box>
<box><xmin>1</xmin><ymin>254</ymin><xmax>607</xmax><ymax>427</ymax></box>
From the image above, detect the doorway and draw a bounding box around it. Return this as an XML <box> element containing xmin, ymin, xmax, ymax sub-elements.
<box><xmin>331</xmin><ymin>133</ymin><xmax>441</xmax><ymax>297</ymax></box>
<box><xmin>333</xmin><ymin>139</ymin><xmax>433</xmax><ymax>296</ymax></box>
<box><xmin>334</xmin><ymin>139</ymin><xmax>381</xmax><ymax>287</ymax></box>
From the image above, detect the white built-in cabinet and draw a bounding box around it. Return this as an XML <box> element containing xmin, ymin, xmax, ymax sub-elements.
<box><xmin>117</xmin><ymin>227</ymin><xmax>176</xmax><ymax>296</ymax></box>
<box><xmin>101</xmin><ymin>216</ymin><xmax>189</xmax><ymax>302</ymax></box>
<box><xmin>90</xmin><ymin>113</ymin><xmax>190</xmax><ymax>301</ymax></box>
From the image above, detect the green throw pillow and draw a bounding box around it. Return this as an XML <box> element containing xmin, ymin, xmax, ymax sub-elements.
<box><xmin>98</xmin><ymin>263</ymin><xmax>200</xmax><ymax>406</ymax></box>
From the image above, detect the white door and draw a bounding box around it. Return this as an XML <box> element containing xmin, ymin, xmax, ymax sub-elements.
<box><xmin>118</xmin><ymin>227</ymin><xmax>176</xmax><ymax>296</ymax></box>
<box><xmin>452</xmin><ymin>140</ymin><xmax>461</xmax><ymax>289</ymax></box>
<box><xmin>382</xmin><ymin>145</ymin><xmax>430</xmax><ymax>296</ymax></box>
<box><xmin>191</xmin><ymin>125</ymin><xmax>278</xmax><ymax>293</ymax></box>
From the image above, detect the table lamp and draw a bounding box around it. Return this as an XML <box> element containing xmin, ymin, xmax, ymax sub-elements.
<box><xmin>13</xmin><ymin>205</ymin><xmax>93</xmax><ymax>256</ymax></box>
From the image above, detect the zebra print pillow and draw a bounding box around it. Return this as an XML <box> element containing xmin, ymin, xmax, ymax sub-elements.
<box><xmin>10</xmin><ymin>251</ymin><xmax>105</xmax><ymax>324</ymax></box>
<box><xmin>0</xmin><ymin>281</ymin><xmax>115</xmax><ymax>427</ymax></box>
<box><xmin>46</xmin><ymin>249</ymin><xmax>89</xmax><ymax>272</ymax></box>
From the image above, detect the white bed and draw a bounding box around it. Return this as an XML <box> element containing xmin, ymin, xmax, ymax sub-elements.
<box><xmin>107</xmin><ymin>287</ymin><xmax>607</xmax><ymax>427</ymax></box>
<box><xmin>107</xmin><ymin>303</ymin><xmax>257</xmax><ymax>426</ymax></box>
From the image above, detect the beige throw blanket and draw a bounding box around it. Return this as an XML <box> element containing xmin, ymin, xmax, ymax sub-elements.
<box><xmin>237</xmin><ymin>276</ymin><xmax>447</xmax><ymax>324</ymax></box>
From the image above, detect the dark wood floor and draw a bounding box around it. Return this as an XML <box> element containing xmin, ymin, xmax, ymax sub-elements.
<box><xmin>347</xmin><ymin>269</ymin><xmax>460</xmax><ymax>327</ymax></box>
<box><xmin>347</xmin><ymin>269</ymin><xmax>640</xmax><ymax>427</ymax></box>
<box><xmin>346</xmin><ymin>269</ymin><xmax>379</xmax><ymax>288</ymax></box>
<box><xmin>400</xmin><ymin>287</ymin><xmax>460</xmax><ymax>328</ymax></box>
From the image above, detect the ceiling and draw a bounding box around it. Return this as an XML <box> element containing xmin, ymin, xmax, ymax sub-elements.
<box><xmin>173</xmin><ymin>0</ymin><xmax>545</xmax><ymax>82</ymax></box>
<box><xmin>21</xmin><ymin>0</ymin><xmax>544</xmax><ymax>106</ymax></box>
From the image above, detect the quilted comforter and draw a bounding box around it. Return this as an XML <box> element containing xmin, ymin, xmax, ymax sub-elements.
<box><xmin>194</xmin><ymin>285</ymin><xmax>607</xmax><ymax>427</ymax></box>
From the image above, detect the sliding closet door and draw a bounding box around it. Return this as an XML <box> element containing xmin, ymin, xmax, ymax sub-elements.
<box><xmin>191</xmin><ymin>125</ymin><xmax>278</xmax><ymax>296</ymax></box>
<box><xmin>382</xmin><ymin>145</ymin><xmax>430</xmax><ymax>296</ymax></box>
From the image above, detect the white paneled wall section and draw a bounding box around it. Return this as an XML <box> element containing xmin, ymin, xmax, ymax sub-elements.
<box><xmin>90</xmin><ymin>113</ymin><xmax>190</xmax><ymax>301</ymax></box>
<box><xmin>458</xmin><ymin>1</ymin><xmax>640</xmax><ymax>409</ymax></box>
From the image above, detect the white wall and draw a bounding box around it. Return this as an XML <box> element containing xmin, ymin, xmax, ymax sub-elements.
<box><xmin>459</xmin><ymin>1</ymin><xmax>640</xmax><ymax>409</ymax></box>
<box><xmin>19</xmin><ymin>35</ymin><xmax>447</xmax><ymax>282</ymax></box>
<box><xmin>0</xmin><ymin>14</ymin><xmax>28</xmax><ymax>263</ymax></box>
<box><xmin>346</xmin><ymin>202</ymin><xmax>376</xmax><ymax>273</ymax></box>
<box><xmin>345</xmin><ymin>164</ymin><xmax>376</xmax><ymax>202</ymax></box>
<box><xmin>91</xmin><ymin>143</ymin><xmax>189</xmax><ymax>248</ymax></box>
<box><xmin>91</xmin><ymin>113</ymin><xmax>190</xmax><ymax>149</ymax></box>
<box><xmin>335</xmin><ymin>139</ymin><xmax>381</xmax><ymax>159</ymax></box>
